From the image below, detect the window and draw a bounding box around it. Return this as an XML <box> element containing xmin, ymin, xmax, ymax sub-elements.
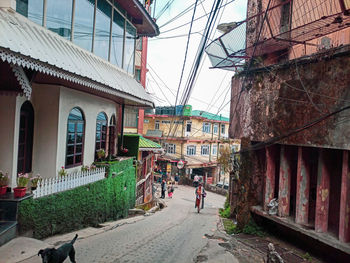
<box><xmin>136</xmin><ymin>38</ymin><xmax>142</xmax><ymax>50</ymax></box>
<box><xmin>66</xmin><ymin>108</ymin><xmax>85</xmax><ymax>167</ymax></box>
<box><xmin>108</xmin><ymin>114</ymin><xmax>116</xmax><ymax>156</ymax></box>
<box><xmin>124</xmin><ymin>21</ymin><xmax>136</xmax><ymax>74</ymax></box>
<box><xmin>135</xmin><ymin>69</ymin><xmax>141</xmax><ymax>82</ymax></box>
<box><xmin>212</xmin><ymin>144</ymin><xmax>217</xmax><ymax>155</ymax></box>
<box><xmin>95</xmin><ymin>112</ymin><xmax>108</xmax><ymax>158</ymax></box>
<box><xmin>94</xmin><ymin>0</ymin><xmax>112</xmax><ymax>60</ymax></box>
<box><xmin>201</xmin><ymin>145</ymin><xmax>209</xmax><ymax>155</ymax></box>
<box><xmin>155</xmin><ymin>121</ymin><xmax>160</xmax><ymax>130</ymax></box>
<box><xmin>17</xmin><ymin>0</ymin><xmax>44</xmax><ymax>25</ymax></box>
<box><xmin>187</xmin><ymin>145</ymin><xmax>196</xmax><ymax>156</ymax></box>
<box><xmin>280</xmin><ymin>1</ymin><xmax>291</xmax><ymax>33</ymax></box>
<box><xmin>221</xmin><ymin>124</ymin><xmax>225</xmax><ymax>134</ymax></box>
<box><xmin>73</xmin><ymin>0</ymin><xmax>94</xmax><ymax>51</ymax></box>
<box><xmin>167</xmin><ymin>144</ymin><xmax>176</xmax><ymax>154</ymax></box>
<box><xmin>213</xmin><ymin>123</ymin><xmax>218</xmax><ymax>134</ymax></box>
<box><xmin>186</xmin><ymin>121</ymin><xmax>192</xmax><ymax>132</ymax></box>
<box><xmin>124</xmin><ymin>108</ymin><xmax>138</xmax><ymax>128</ymax></box>
<box><xmin>203</xmin><ymin>122</ymin><xmax>211</xmax><ymax>133</ymax></box>
<box><xmin>46</xmin><ymin>0</ymin><xmax>73</xmax><ymax>40</ymax></box>
<box><xmin>110</xmin><ymin>9</ymin><xmax>125</xmax><ymax>67</ymax></box>
<box><xmin>162</xmin><ymin>120</ymin><xmax>171</xmax><ymax>124</ymax></box>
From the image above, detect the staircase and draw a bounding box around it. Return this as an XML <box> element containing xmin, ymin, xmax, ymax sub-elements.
<box><xmin>0</xmin><ymin>192</ymin><xmax>32</xmax><ymax>246</ymax></box>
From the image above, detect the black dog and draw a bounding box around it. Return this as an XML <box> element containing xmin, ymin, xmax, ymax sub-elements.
<box><xmin>38</xmin><ymin>234</ymin><xmax>78</xmax><ymax>263</ymax></box>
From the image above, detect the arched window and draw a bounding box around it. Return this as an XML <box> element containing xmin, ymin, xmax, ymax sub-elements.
<box><xmin>95</xmin><ymin>112</ymin><xmax>108</xmax><ymax>159</ymax></box>
<box><xmin>108</xmin><ymin>114</ymin><xmax>116</xmax><ymax>156</ymax></box>
<box><xmin>66</xmin><ymin>107</ymin><xmax>85</xmax><ymax>167</ymax></box>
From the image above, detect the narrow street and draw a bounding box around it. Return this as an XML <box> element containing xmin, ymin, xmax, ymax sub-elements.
<box><xmin>20</xmin><ymin>185</ymin><xmax>234</xmax><ymax>263</ymax></box>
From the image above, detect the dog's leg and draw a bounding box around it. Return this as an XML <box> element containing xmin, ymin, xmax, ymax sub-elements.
<box><xmin>69</xmin><ymin>248</ymin><xmax>76</xmax><ymax>263</ymax></box>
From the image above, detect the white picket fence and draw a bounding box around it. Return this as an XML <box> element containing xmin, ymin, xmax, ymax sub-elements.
<box><xmin>32</xmin><ymin>168</ymin><xmax>106</xmax><ymax>199</ymax></box>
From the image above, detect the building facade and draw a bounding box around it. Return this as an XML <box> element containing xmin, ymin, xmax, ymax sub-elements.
<box><xmin>143</xmin><ymin>107</ymin><xmax>236</xmax><ymax>184</ymax></box>
<box><xmin>0</xmin><ymin>0</ymin><xmax>159</xmax><ymax>188</ymax></box>
<box><xmin>206</xmin><ymin>0</ymin><xmax>350</xmax><ymax>259</ymax></box>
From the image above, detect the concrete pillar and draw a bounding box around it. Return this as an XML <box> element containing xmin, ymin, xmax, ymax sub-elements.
<box><xmin>315</xmin><ymin>149</ymin><xmax>330</xmax><ymax>233</ymax></box>
<box><xmin>339</xmin><ymin>150</ymin><xmax>350</xmax><ymax>242</ymax></box>
<box><xmin>295</xmin><ymin>147</ymin><xmax>310</xmax><ymax>225</ymax></box>
<box><xmin>264</xmin><ymin>146</ymin><xmax>276</xmax><ymax>211</ymax></box>
<box><xmin>278</xmin><ymin>145</ymin><xmax>291</xmax><ymax>217</ymax></box>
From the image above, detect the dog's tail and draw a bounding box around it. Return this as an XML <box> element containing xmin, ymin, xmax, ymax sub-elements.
<box><xmin>70</xmin><ymin>234</ymin><xmax>78</xmax><ymax>244</ymax></box>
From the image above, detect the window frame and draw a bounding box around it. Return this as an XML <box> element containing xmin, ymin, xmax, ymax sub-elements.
<box><xmin>187</xmin><ymin>145</ymin><xmax>196</xmax><ymax>156</ymax></box>
<box><xmin>203</xmin><ymin>122</ymin><xmax>211</xmax><ymax>133</ymax></box>
<box><xmin>65</xmin><ymin>107</ymin><xmax>85</xmax><ymax>168</ymax></box>
<box><xmin>221</xmin><ymin>124</ymin><xmax>225</xmax><ymax>134</ymax></box>
<box><xmin>155</xmin><ymin>120</ymin><xmax>160</xmax><ymax>130</ymax></box>
<box><xmin>95</xmin><ymin>112</ymin><xmax>108</xmax><ymax>159</ymax></box>
<box><xmin>212</xmin><ymin>144</ymin><xmax>217</xmax><ymax>155</ymax></box>
<box><xmin>213</xmin><ymin>123</ymin><xmax>218</xmax><ymax>134</ymax></box>
<box><xmin>201</xmin><ymin>145</ymin><xmax>210</xmax><ymax>155</ymax></box>
<box><xmin>167</xmin><ymin>143</ymin><xmax>176</xmax><ymax>154</ymax></box>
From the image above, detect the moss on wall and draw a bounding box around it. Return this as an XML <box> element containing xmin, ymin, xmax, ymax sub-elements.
<box><xmin>18</xmin><ymin>159</ymin><xmax>136</xmax><ymax>239</ymax></box>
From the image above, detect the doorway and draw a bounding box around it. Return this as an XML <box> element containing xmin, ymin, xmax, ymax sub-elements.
<box><xmin>17</xmin><ymin>101</ymin><xmax>34</xmax><ymax>174</ymax></box>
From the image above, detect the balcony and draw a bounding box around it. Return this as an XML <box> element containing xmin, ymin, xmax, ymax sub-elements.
<box><xmin>206</xmin><ymin>0</ymin><xmax>350</xmax><ymax>71</ymax></box>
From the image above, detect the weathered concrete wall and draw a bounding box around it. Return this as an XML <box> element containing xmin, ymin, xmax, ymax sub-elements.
<box><xmin>229</xmin><ymin>46</ymin><xmax>350</xmax><ymax>150</ymax></box>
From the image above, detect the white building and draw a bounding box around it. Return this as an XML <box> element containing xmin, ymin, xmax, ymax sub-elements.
<box><xmin>0</xmin><ymin>0</ymin><xmax>159</xmax><ymax>188</ymax></box>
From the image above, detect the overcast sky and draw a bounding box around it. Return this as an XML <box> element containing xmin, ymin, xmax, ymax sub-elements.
<box><xmin>146</xmin><ymin>0</ymin><xmax>247</xmax><ymax>118</ymax></box>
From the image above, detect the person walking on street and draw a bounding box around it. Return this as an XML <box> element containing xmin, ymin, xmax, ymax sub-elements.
<box><xmin>193</xmin><ymin>175</ymin><xmax>200</xmax><ymax>187</ymax></box>
<box><xmin>195</xmin><ymin>183</ymin><xmax>203</xmax><ymax>213</ymax></box>
<box><xmin>161</xmin><ymin>180</ymin><xmax>166</xmax><ymax>199</ymax></box>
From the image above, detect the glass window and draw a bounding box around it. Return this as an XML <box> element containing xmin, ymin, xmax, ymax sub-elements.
<box><xmin>124</xmin><ymin>21</ymin><xmax>136</xmax><ymax>74</ymax></box>
<box><xmin>201</xmin><ymin>145</ymin><xmax>209</xmax><ymax>155</ymax></box>
<box><xmin>212</xmin><ymin>144</ymin><xmax>217</xmax><ymax>155</ymax></box>
<box><xmin>124</xmin><ymin>107</ymin><xmax>138</xmax><ymax>127</ymax></box>
<box><xmin>46</xmin><ymin>0</ymin><xmax>73</xmax><ymax>40</ymax></box>
<box><xmin>73</xmin><ymin>0</ymin><xmax>94</xmax><ymax>51</ymax></box>
<box><xmin>95</xmin><ymin>112</ymin><xmax>108</xmax><ymax>159</ymax></box>
<box><xmin>221</xmin><ymin>124</ymin><xmax>225</xmax><ymax>134</ymax></box>
<box><xmin>167</xmin><ymin>144</ymin><xmax>176</xmax><ymax>154</ymax></box>
<box><xmin>155</xmin><ymin>121</ymin><xmax>160</xmax><ymax>130</ymax></box>
<box><xmin>135</xmin><ymin>69</ymin><xmax>141</xmax><ymax>82</ymax></box>
<box><xmin>203</xmin><ymin>122</ymin><xmax>210</xmax><ymax>133</ymax></box>
<box><xmin>17</xmin><ymin>0</ymin><xmax>44</xmax><ymax>25</ymax></box>
<box><xmin>187</xmin><ymin>145</ymin><xmax>196</xmax><ymax>156</ymax></box>
<box><xmin>213</xmin><ymin>124</ymin><xmax>218</xmax><ymax>134</ymax></box>
<box><xmin>110</xmin><ymin>9</ymin><xmax>125</xmax><ymax>67</ymax></box>
<box><xmin>94</xmin><ymin>0</ymin><xmax>112</xmax><ymax>60</ymax></box>
<box><xmin>136</xmin><ymin>38</ymin><xmax>142</xmax><ymax>50</ymax></box>
<box><xmin>66</xmin><ymin>108</ymin><xmax>85</xmax><ymax>167</ymax></box>
<box><xmin>186</xmin><ymin>121</ymin><xmax>192</xmax><ymax>133</ymax></box>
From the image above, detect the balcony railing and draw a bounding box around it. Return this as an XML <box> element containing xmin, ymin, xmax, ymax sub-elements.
<box><xmin>206</xmin><ymin>0</ymin><xmax>350</xmax><ymax>71</ymax></box>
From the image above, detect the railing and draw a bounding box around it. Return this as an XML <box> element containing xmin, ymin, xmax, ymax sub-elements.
<box><xmin>33</xmin><ymin>168</ymin><xmax>106</xmax><ymax>199</ymax></box>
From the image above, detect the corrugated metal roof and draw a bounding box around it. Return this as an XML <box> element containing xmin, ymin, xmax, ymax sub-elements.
<box><xmin>139</xmin><ymin>136</ymin><xmax>162</xmax><ymax>149</ymax></box>
<box><xmin>0</xmin><ymin>8</ymin><xmax>153</xmax><ymax>106</ymax></box>
<box><xmin>191</xmin><ymin>110</ymin><xmax>229</xmax><ymax>122</ymax></box>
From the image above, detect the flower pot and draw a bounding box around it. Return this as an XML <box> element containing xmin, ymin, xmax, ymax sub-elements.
<box><xmin>0</xmin><ymin>185</ymin><xmax>7</xmax><ymax>195</ymax></box>
<box><xmin>13</xmin><ymin>187</ymin><xmax>27</xmax><ymax>198</ymax></box>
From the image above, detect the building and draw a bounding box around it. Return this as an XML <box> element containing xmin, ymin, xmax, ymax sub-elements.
<box><xmin>143</xmin><ymin>106</ymin><xmax>236</xmax><ymax>184</ymax></box>
<box><xmin>0</xmin><ymin>0</ymin><xmax>159</xmax><ymax>187</ymax></box>
<box><xmin>206</xmin><ymin>0</ymin><xmax>350</xmax><ymax>259</ymax></box>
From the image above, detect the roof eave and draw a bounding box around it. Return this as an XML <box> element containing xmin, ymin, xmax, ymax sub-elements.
<box><xmin>132</xmin><ymin>0</ymin><xmax>160</xmax><ymax>37</ymax></box>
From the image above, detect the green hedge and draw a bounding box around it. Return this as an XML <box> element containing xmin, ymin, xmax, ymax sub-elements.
<box><xmin>18</xmin><ymin>159</ymin><xmax>136</xmax><ymax>239</ymax></box>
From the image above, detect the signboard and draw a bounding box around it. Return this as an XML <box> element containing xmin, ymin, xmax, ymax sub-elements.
<box><xmin>177</xmin><ymin>160</ymin><xmax>185</xmax><ymax>169</ymax></box>
<box><xmin>166</xmin><ymin>163</ymin><xmax>171</xmax><ymax>173</ymax></box>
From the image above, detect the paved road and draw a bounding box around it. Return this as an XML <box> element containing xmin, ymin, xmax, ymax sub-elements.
<box><xmin>22</xmin><ymin>185</ymin><xmax>231</xmax><ymax>263</ymax></box>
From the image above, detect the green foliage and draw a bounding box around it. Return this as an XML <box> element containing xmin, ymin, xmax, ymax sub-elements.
<box><xmin>219</xmin><ymin>206</ymin><xmax>231</xmax><ymax>218</ymax></box>
<box><xmin>302</xmin><ymin>252</ymin><xmax>313</xmax><ymax>262</ymax></box>
<box><xmin>242</xmin><ymin>218</ymin><xmax>266</xmax><ymax>237</ymax></box>
<box><xmin>224</xmin><ymin>194</ymin><xmax>229</xmax><ymax>209</ymax></box>
<box><xmin>18</xmin><ymin>159</ymin><xmax>136</xmax><ymax>239</ymax></box>
<box><xmin>222</xmin><ymin>219</ymin><xmax>238</xmax><ymax>235</ymax></box>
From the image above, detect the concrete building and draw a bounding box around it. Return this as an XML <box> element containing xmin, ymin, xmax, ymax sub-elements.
<box><xmin>206</xmin><ymin>0</ymin><xmax>350</xmax><ymax>260</ymax></box>
<box><xmin>143</xmin><ymin>107</ymin><xmax>237</xmax><ymax>184</ymax></box>
<box><xmin>0</xmin><ymin>0</ymin><xmax>158</xmax><ymax>187</ymax></box>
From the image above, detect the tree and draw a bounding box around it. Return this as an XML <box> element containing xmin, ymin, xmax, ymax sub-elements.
<box><xmin>217</xmin><ymin>145</ymin><xmax>232</xmax><ymax>182</ymax></box>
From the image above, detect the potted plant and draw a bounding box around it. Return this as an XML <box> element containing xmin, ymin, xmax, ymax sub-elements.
<box><xmin>58</xmin><ymin>166</ymin><xmax>67</xmax><ymax>177</ymax></box>
<box><xmin>97</xmin><ymin>149</ymin><xmax>106</xmax><ymax>161</ymax></box>
<box><xmin>14</xmin><ymin>173</ymin><xmax>29</xmax><ymax>198</ymax></box>
<box><xmin>0</xmin><ymin>171</ymin><xmax>9</xmax><ymax>195</ymax></box>
<box><xmin>30</xmin><ymin>174</ymin><xmax>41</xmax><ymax>191</ymax></box>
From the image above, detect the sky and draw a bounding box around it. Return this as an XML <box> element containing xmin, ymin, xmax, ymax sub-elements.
<box><xmin>146</xmin><ymin>0</ymin><xmax>247</xmax><ymax>118</ymax></box>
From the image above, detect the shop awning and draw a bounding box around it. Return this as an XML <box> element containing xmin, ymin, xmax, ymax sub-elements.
<box><xmin>139</xmin><ymin>136</ymin><xmax>163</xmax><ymax>153</ymax></box>
<box><xmin>0</xmin><ymin>8</ymin><xmax>154</xmax><ymax>107</ymax></box>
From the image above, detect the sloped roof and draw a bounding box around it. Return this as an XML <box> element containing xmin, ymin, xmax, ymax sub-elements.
<box><xmin>0</xmin><ymin>8</ymin><xmax>153</xmax><ymax>107</ymax></box>
<box><xmin>139</xmin><ymin>136</ymin><xmax>162</xmax><ymax>149</ymax></box>
<box><xmin>191</xmin><ymin>110</ymin><xmax>229</xmax><ymax>122</ymax></box>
